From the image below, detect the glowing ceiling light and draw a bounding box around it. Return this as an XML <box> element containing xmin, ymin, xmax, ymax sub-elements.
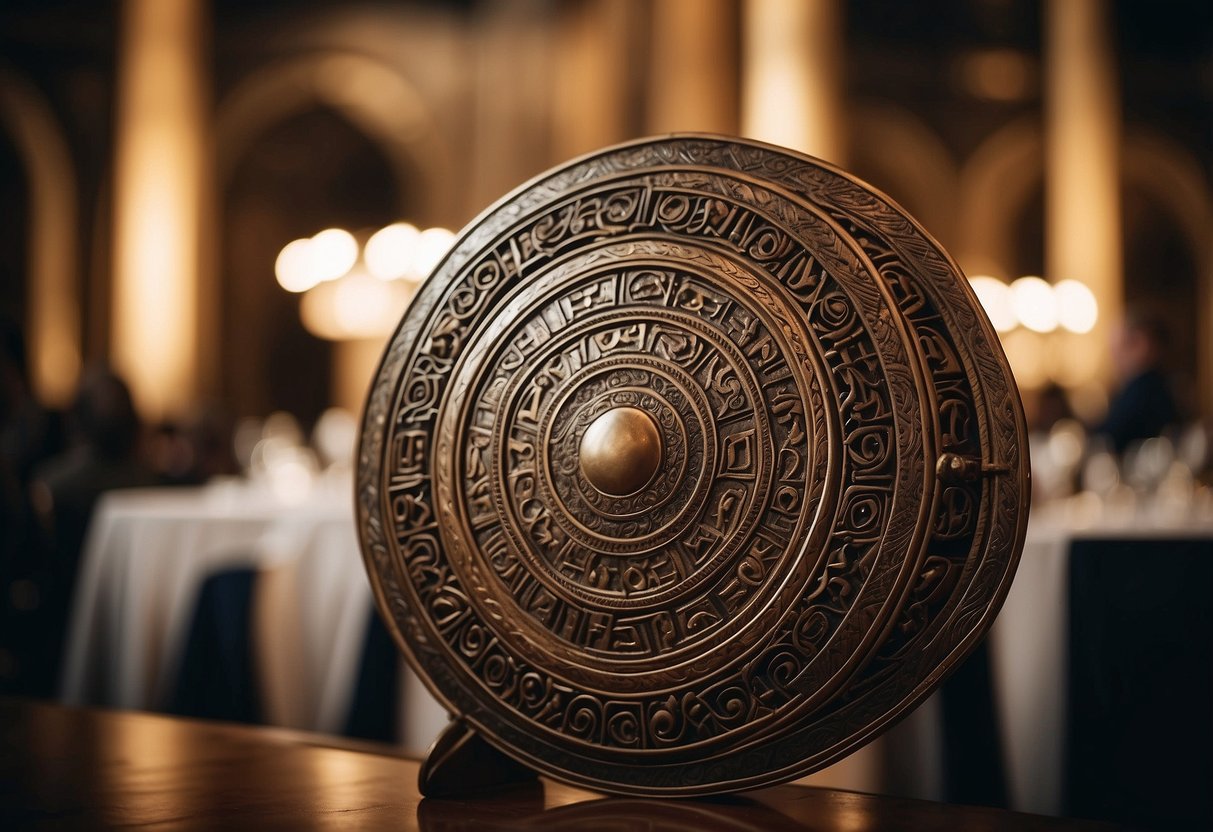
<box><xmin>334</xmin><ymin>271</ymin><xmax>403</xmax><ymax>337</ymax></box>
<box><xmin>309</xmin><ymin>228</ymin><xmax>359</xmax><ymax>283</ymax></box>
<box><xmin>968</xmin><ymin>276</ymin><xmax>1016</xmax><ymax>333</ymax></box>
<box><xmin>299</xmin><ymin>270</ymin><xmax>413</xmax><ymax>341</ymax></box>
<box><xmin>364</xmin><ymin>222</ymin><xmax>420</xmax><ymax>281</ymax></box>
<box><xmin>274</xmin><ymin>238</ymin><xmax>319</xmax><ymax>293</ymax></box>
<box><xmin>1054</xmin><ymin>279</ymin><xmax>1098</xmax><ymax>334</ymax></box>
<box><xmin>1010</xmin><ymin>276</ymin><xmax>1058</xmax><ymax>333</ymax></box>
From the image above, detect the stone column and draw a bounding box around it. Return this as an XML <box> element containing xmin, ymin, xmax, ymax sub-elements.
<box><xmin>551</xmin><ymin>0</ymin><xmax>643</xmax><ymax>160</ymax></box>
<box><xmin>468</xmin><ymin>1</ymin><xmax>554</xmax><ymax>216</ymax></box>
<box><xmin>741</xmin><ymin>0</ymin><xmax>845</xmax><ymax>165</ymax></box>
<box><xmin>647</xmin><ymin>0</ymin><xmax>738</xmax><ymax>136</ymax></box>
<box><xmin>111</xmin><ymin>0</ymin><xmax>210</xmax><ymax>420</ymax></box>
<box><xmin>1045</xmin><ymin>0</ymin><xmax>1121</xmax><ymax>383</ymax></box>
<box><xmin>0</xmin><ymin>74</ymin><xmax>80</xmax><ymax>407</ymax></box>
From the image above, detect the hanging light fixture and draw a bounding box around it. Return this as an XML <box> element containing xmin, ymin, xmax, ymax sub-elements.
<box><xmin>275</xmin><ymin>223</ymin><xmax>454</xmax><ymax>341</ymax></box>
<box><xmin>968</xmin><ymin>274</ymin><xmax>1101</xmax><ymax>391</ymax></box>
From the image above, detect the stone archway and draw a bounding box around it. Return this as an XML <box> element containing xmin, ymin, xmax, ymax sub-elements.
<box><xmin>1121</xmin><ymin>131</ymin><xmax>1213</xmax><ymax>418</ymax></box>
<box><xmin>956</xmin><ymin>117</ymin><xmax>1044</xmax><ymax>280</ymax></box>
<box><xmin>849</xmin><ymin>103</ymin><xmax>959</xmax><ymax>251</ymax></box>
<box><xmin>212</xmin><ymin>54</ymin><xmax>451</xmax><ymax>419</ymax></box>
<box><xmin>0</xmin><ymin>70</ymin><xmax>80</xmax><ymax>407</ymax></box>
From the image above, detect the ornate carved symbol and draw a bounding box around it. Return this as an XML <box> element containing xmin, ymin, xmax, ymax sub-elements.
<box><xmin>357</xmin><ymin>135</ymin><xmax>1029</xmax><ymax>796</ymax></box>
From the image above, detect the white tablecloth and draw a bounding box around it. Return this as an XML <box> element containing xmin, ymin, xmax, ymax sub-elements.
<box><xmin>59</xmin><ymin>483</ymin><xmax>447</xmax><ymax>755</ymax></box>
<box><xmin>62</xmin><ymin>486</ymin><xmax>285</xmax><ymax>709</ymax></box>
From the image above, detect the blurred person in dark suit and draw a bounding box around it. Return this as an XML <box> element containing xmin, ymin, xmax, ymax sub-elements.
<box><xmin>1096</xmin><ymin>307</ymin><xmax>1181</xmax><ymax>454</ymax></box>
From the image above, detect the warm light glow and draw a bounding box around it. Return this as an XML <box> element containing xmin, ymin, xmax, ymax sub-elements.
<box><xmin>1010</xmin><ymin>276</ymin><xmax>1058</xmax><ymax>333</ymax></box>
<box><xmin>276</xmin><ymin>228</ymin><xmax>363</xmax><ymax>293</ymax></box>
<box><xmin>1049</xmin><ymin>332</ymin><xmax>1101</xmax><ymax>386</ymax></box>
<box><xmin>277</xmin><ymin>223</ymin><xmax>450</xmax><ymax>344</ymax></box>
<box><xmin>973</xmin><ymin>275</ymin><xmax>1099</xmax><ymax>389</ymax></box>
<box><xmin>265</xmin><ymin>445</ymin><xmax>315</xmax><ymax>504</ymax></box>
<box><xmin>334</xmin><ymin>271</ymin><xmax>403</xmax><ymax>336</ymax></box>
<box><xmin>299</xmin><ymin>270</ymin><xmax>412</xmax><ymax>341</ymax></box>
<box><xmin>299</xmin><ymin>281</ymin><xmax>344</xmax><ymax>341</ymax></box>
<box><xmin>274</xmin><ymin>238</ymin><xmax>318</xmax><ymax>293</ymax></box>
<box><xmin>1002</xmin><ymin>328</ymin><xmax>1048</xmax><ymax>389</ymax></box>
<box><xmin>412</xmin><ymin>227</ymin><xmax>456</xmax><ymax>279</ymax></box>
<box><xmin>1069</xmin><ymin>381</ymin><xmax>1109</xmax><ymax>424</ymax></box>
<box><xmin>1054</xmin><ymin>279</ymin><xmax>1098</xmax><ymax>334</ymax></box>
<box><xmin>364</xmin><ymin>222</ymin><xmax>420</xmax><ymax>281</ymax></box>
<box><xmin>968</xmin><ymin>276</ymin><xmax>1016</xmax><ymax>333</ymax></box>
<box><xmin>110</xmin><ymin>0</ymin><xmax>206</xmax><ymax>420</ymax></box>
<box><xmin>333</xmin><ymin>339</ymin><xmax>387</xmax><ymax>415</ymax></box>
<box><xmin>309</xmin><ymin>228</ymin><xmax>359</xmax><ymax>283</ymax></box>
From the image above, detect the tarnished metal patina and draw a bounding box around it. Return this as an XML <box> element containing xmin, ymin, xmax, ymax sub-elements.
<box><xmin>357</xmin><ymin>135</ymin><xmax>1029</xmax><ymax>797</ymax></box>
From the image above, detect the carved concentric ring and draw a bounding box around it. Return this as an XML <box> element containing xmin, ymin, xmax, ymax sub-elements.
<box><xmin>357</xmin><ymin>135</ymin><xmax>1029</xmax><ymax>796</ymax></box>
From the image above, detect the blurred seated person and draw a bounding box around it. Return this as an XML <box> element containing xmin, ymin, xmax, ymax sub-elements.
<box><xmin>32</xmin><ymin>367</ymin><xmax>156</xmax><ymax>595</ymax></box>
<box><xmin>1096</xmin><ymin>307</ymin><xmax>1181</xmax><ymax>454</ymax></box>
<box><xmin>149</xmin><ymin>408</ymin><xmax>236</xmax><ymax>486</ymax></box>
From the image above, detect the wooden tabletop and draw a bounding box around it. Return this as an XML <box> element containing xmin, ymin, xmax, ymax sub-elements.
<box><xmin>0</xmin><ymin>699</ymin><xmax>1117</xmax><ymax>830</ymax></box>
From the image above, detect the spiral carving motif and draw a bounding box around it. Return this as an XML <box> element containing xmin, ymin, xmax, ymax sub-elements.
<box><xmin>357</xmin><ymin>136</ymin><xmax>1029</xmax><ymax>796</ymax></box>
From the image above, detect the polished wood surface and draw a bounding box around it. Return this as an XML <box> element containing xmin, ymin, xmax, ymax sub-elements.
<box><xmin>0</xmin><ymin>699</ymin><xmax>1117</xmax><ymax>830</ymax></box>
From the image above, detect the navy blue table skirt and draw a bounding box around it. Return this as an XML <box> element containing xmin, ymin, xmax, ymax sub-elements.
<box><xmin>1065</xmin><ymin>538</ymin><xmax>1212</xmax><ymax>830</ymax></box>
<box><xmin>170</xmin><ymin>567</ymin><xmax>399</xmax><ymax>743</ymax></box>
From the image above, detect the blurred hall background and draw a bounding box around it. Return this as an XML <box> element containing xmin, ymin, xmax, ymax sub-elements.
<box><xmin>2</xmin><ymin>0</ymin><xmax>1210</xmax><ymax>426</ymax></box>
<box><xmin>1</xmin><ymin>1</ymin><xmax>1211</xmax><ymax>830</ymax></box>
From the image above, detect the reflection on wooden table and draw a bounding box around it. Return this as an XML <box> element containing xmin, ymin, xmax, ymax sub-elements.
<box><xmin>0</xmin><ymin>699</ymin><xmax>1119</xmax><ymax>831</ymax></box>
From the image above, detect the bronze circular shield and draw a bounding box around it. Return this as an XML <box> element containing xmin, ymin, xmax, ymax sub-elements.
<box><xmin>356</xmin><ymin>135</ymin><xmax>1029</xmax><ymax>796</ymax></box>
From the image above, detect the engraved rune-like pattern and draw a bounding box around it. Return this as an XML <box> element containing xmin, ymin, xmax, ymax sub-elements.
<box><xmin>356</xmin><ymin>136</ymin><xmax>1029</xmax><ymax>796</ymax></box>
